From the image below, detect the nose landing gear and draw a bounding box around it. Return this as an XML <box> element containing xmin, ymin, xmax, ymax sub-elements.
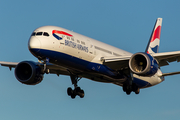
<box><xmin>67</xmin><ymin>73</ymin><xmax>85</xmax><ymax>99</ymax></box>
<box><xmin>67</xmin><ymin>87</ymin><xmax>84</xmax><ymax>99</ymax></box>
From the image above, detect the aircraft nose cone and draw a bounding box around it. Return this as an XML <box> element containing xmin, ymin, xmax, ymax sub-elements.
<box><xmin>28</xmin><ymin>37</ymin><xmax>41</xmax><ymax>53</ymax></box>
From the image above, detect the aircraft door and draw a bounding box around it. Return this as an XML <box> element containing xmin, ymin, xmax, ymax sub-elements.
<box><xmin>87</xmin><ymin>39</ymin><xmax>94</xmax><ymax>55</ymax></box>
<box><xmin>55</xmin><ymin>35</ymin><xmax>65</xmax><ymax>52</ymax></box>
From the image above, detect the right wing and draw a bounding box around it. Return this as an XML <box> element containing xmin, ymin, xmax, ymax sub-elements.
<box><xmin>102</xmin><ymin>55</ymin><xmax>131</xmax><ymax>70</ymax></box>
<box><xmin>102</xmin><ymin>50</ymin><xmax>180</xmax><ymax>70</ymax></box>
<box><xmin>151</xmin><ymin>51</ymin><xmax>180</xmax><ymax>66</ymax></box>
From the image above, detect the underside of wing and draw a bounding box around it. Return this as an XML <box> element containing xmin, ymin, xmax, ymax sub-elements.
<box><xmin>45</xmin><ymin>63</ymin><xmax>70</xmax><ymax>76</ymax></box>
<box><xmin>102</xmin><ymin>55</ymin><xmax>131</xmax><ymax>70</ymax></box>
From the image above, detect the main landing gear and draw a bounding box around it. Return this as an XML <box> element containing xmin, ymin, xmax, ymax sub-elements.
<box><xmin>123</xmin><ymin>83</ymin><xmax>140</xmax><ymax>95</ymax></box>
<box><xmin>67</xmin><ymin>74</ymin><xmax>84</xmax><ymax>99</ymax></box>
<box><xmin>122</xmin><ymin>71</ymin><xmax>140</xmax><ymax>95</ymax></box>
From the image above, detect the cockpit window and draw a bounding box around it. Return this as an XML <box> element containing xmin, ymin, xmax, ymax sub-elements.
<box><xmin>43</xmin><ymin>32</ymin><xmax>49</xmax><ymax>36</ymax></box>
<box><xmin>31</xmin><ymin>32</ymin><xmax>49</xmax><ymax>37</ymax></box>
<box><xmin>36</xmin><ymin>32</ymin><xmax>43</xmax><ymax>36</ymax></box>
<box><xmin>31</xmin><ymin>32</ymin><xmax>36</xmax><ymax>36</ymax></box>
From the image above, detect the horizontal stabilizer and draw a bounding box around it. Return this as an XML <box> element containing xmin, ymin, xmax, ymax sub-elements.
<box><xmin>160</xmin><ymin>71</ymin><xmax>180</xmax><ymax>77</ymax></box>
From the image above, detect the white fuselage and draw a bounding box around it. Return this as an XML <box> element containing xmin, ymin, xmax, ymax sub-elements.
<box><xmin>28</xmin><ymin>26</ymin><xmax>164</xmax><ymax>88</ymax></box>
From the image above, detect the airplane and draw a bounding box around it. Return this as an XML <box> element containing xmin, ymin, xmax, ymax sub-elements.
<box><xmin>1</xmin><ymin>18</ymin><xmax>180</xmax><ymax>99</ymax></box>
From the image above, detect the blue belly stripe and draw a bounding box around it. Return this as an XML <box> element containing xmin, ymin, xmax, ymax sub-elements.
<box><xmin>30</xmin><ymin>48</ymin><xmax>152</xmax><ymax>88</ymax></box>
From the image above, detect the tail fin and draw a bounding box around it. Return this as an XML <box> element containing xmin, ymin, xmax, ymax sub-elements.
<box><xmin>145</xmin><ymin>18</ymin><xmax>162</xmax><ymax>54</ymax></box>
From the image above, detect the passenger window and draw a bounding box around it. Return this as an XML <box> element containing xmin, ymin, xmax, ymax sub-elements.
<box><xmin>43</xmin><ymin>32</ymin><xmax>49</xmax><ymax>36</ymax></box>
<box><xmin>81</xmin><ymin>41</ymin><xmax>85</xmax><ymax>45</ymax></box>
<box><xmin>36</xmin><ymin>32</ymin><xmax>43</xmax><ymax>36</ymax></box>
<box><xmin>67</xmin><ymin>36</ymin><xmax>70</xmax><ymax>40</ymax></box>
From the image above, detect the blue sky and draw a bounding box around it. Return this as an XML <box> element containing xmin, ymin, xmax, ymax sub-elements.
<box><xmin>0</xmin><ymin>0</ymin><xmax>180</xmax><ymax>120</ymax></box>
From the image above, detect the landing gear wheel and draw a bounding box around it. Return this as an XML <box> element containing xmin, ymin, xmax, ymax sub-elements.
<box><xmin>67</xmin><ymin>73</ymin><xmax>85</xmax><ymax>99</ymax></box>
<box><xmin>132</xmin><ymin>83</ymin><xmax>138</xmax><ymax>92</ymax></box>
<box><xmin>126</xmin><ymin>90</ymin><xmax>131</xmax><ymax>95</ymax></box>
<box><xmin>126</xmin><ymin>85</ymin><xmax>132</xmax><ymax>95</ymax></box>
<box><xmin>67</xmin><ymin>87</ymin><xmax>85</xmax><ymax>99</ymax></box>
<box><xmin>75</xmin><ymin>87</ymin><xmax>85</xmax><ymax>98</ymax></box>
<box><xmin>75</xmin><ymin>87</ymin><xmax>81</xmax><ymax>92</ymax></box>
<box><xmin>67</xmin><ymin>87</ymin><xmax>76</xmax><ymax>99</ymax></box>
<box><xmin>135</xmin><ymin>88</ymin><xmax>140</xmax><ymax>94</ymax></box>
<box><xmin>132</xmin><ymin>83</ymin><xmax>140</xmax><ymax>94</ymax></box>
<box><xmin>71</xmin><ymin>92</ymin><xmax>76</xmax><ymax>99</ymax></box>
<box><xmin>123</xmin><ymin>84</ymin><xmax>127</xmax><ymax>92</ymax></box>
<box><xmin>79</xmin><ymin>90</ymin><xmax>84</xmax><ymax>98</ymax></box>
<box><xmin>123</xmin><ymin>83</ymin><xmax>132</xmax><ymax>95</ymax></box>
<box><xmin>67</xmin><ymin>87</ymin><xmax>73</xmax><ymax>96</ymax></box>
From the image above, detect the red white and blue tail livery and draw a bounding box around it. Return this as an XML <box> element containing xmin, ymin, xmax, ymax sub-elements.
<box><xmin>146</xmin><ymin>18</ymin><xmax>162</xmax><ymax>54</ymax></box>
<box><xmin>0</xmin><ymin>18</ymin><xmax>180</xmax><ymax>99</ymax></box>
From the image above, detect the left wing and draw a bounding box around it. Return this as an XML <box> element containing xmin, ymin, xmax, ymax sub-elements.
<box><xmin>0</xmin><ymin>61</ymin><xmax>70</xmax><ymax>76</ymax></box>
<box><xmin>0</xmin><ymin>61</ymin><xmax>18</xmax><ymax>70</ymax></box>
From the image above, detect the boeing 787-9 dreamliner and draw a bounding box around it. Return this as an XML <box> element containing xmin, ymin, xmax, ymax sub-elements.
<box><xmin>1</xmin><ymin>18</ymin><xmax>180</xmax><ymax>99</ymax></box>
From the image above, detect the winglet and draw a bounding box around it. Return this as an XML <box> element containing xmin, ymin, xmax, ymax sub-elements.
<box><xmin>145</xmin><ymin>18</ymin><xmax>162</xmax><ymax>54</ymax></box>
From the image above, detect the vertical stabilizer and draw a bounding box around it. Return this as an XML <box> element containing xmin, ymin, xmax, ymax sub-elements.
<box><xmin>145</xmin><ymin>18</ymin><xmax>162</xmax><ymax>54</ymax></box>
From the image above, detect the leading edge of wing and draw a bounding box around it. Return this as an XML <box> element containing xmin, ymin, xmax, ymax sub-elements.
<box><xmin>0</xmin><ymin>61</ymin><xmax>18</xmax><ymax>68</ymax></box>
<box><xmin>0</xmin><ymin>61</ymin><xmax>18</xmax><ymax>71</ymax></box>
<box><xmin>0</xmin><ymin>61</ymin><xmax>70</xmax><ymax>76</ymax></box>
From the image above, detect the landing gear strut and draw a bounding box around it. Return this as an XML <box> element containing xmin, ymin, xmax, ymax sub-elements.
<box><xmin>122</xmin><ymin>71</ymin><xmax>140</xmax><ymax>95</ymax></box>
<box><xmin>38</xmin><ymin>58</ymin><xmax>49</xmax><ymax>74</ymax></box>
<box><xmin>67</xmin><ymin>74</ymin><xmax>84</xmax><ymax>99</ymax></box>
